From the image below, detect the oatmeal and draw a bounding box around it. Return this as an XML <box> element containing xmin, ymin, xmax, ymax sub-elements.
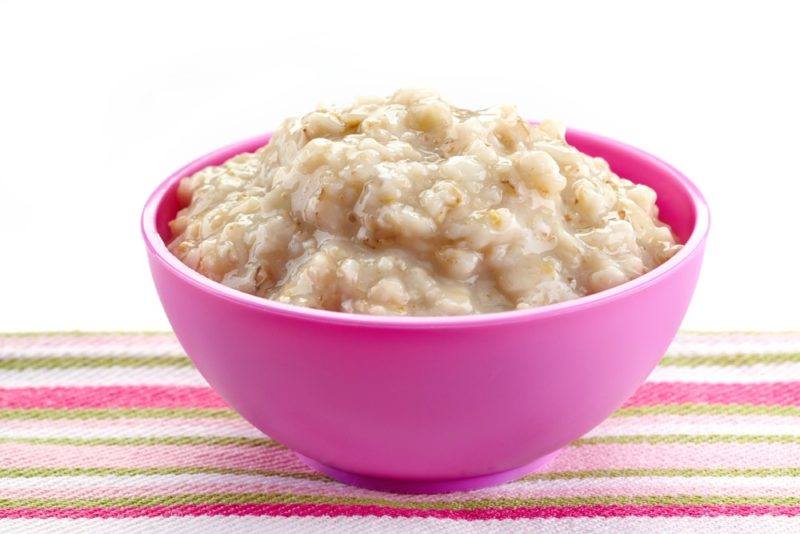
<box><xmin>168</xmin><ymin>89</ymin><xmax>681</xmax><ymax>316</ymax></box>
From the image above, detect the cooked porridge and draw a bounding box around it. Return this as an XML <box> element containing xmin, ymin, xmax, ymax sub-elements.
<box><xmin>168</xmin><ymin>89</ymin><xmax>681</xmax><ymax>316</ymax></box>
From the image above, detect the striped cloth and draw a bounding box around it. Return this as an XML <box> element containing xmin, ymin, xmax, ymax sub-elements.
<box><xmin>1</xmin><ymin>332</ymin><xmax>799</xmax><ymax>533</ymax></box>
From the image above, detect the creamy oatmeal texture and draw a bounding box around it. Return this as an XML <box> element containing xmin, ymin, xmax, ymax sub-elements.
<box><xmin>169</xmin><ymin>90</ymin><xmax>681</xmax><ymax>316</ymax></box>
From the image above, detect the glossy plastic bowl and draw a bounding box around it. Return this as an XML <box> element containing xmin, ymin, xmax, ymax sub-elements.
<box><xmin>141</xmin><ymin>128</ymin><xmax>709</xmax><ymax>493</ymax></box>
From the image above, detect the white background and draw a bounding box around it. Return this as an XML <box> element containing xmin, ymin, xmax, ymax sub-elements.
<box><xmin>1</xmin><ymin>1</ymin><xmax>798</xmax><ymax>332</ymax></box>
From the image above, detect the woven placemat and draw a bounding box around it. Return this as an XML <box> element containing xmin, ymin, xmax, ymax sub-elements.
<box><xmin>1</xmin><ymin>332</ymin><xmax>799</xmax><ymax>533</ymax></box>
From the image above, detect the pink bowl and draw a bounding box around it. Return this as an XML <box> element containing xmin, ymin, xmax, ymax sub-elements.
<box><xmin>141</xmin><ymin>128</ymin><xmax>709</xmax><ymax>493</ymax></box>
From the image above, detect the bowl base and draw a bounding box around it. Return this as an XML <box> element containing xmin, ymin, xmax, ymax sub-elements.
<box><xmin>297</xmin><ymin>450</ymin><xmax>559</xmax><ymax>494</ymax></box>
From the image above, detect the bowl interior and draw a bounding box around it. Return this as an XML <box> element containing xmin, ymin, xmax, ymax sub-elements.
<box><xmin>153</xmin><ymin>130</ymin><xmax>698</xmax><ymax>247</ymax></box>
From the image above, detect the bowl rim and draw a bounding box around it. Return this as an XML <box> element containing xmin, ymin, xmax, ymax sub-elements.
<box><xmin>141</xmin><ymin>127</ymin><xmax>709</xmax><ymax>329</ymax></box>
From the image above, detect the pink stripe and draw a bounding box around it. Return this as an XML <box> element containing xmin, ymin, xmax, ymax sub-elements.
<box><xmin>0</xmin><ymin>482</ymin><xmax>323</xmax><ymax>500</ymax></box>
<box><xmin>5</xmin><ymin>382</ymin><xmax>798</xmax><ymax>411</ymax></box>
<box><xmin>1</xmin><ymin>504</ymin><xmax>800</xmax><ymax>519</ymax></box>
<box><xmin>543</xmin><ymin>442</ymin><xmax>800</xmax><ymax>471</ymax></box>
<box><xmin>4</xmin><ymin>442</ymin><xmax>800</xmax><ymax>472</ymax></box>
<box><xmin>625</xmin><ymin>383</ymin><xmax>800</xmax><ymax>407</ymax></box>
<box><xmin>4</xmin><ymin>480</ymin><xmax>800</xmax><ymax>501</ymax></box>
<box><xmin>594</xmin><ymin>414</ymin><xmax>800</xmax><ymax>431</ymax></box>
<box><xmin>0</xmin><ymin>386</ymin><xmax>226</xmax><ymax>409</ymax></box>
<box><xmin>0</xmin><ymin>443</ymin><xmax>309</xmax><ymax>472</ymax></box>
<box><xmin>0</xmin><ymin>417</ymin><xmax>254</xmax><ymax>431</ymax></box>
<box><xmin>23</xmin><ymin>413</ymin><xmax>799</xmax><ymax>440</ymax></box>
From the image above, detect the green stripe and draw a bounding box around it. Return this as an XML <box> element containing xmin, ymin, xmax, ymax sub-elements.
<box><xmin>523</xmin><ymin>467</ymin><xmax>800</xmax><ymax>480</ymax></box>
<box><xmin>0</xmin><ymin>436</ymin><xmax>280</xmax><ymax>448</ymax></box>
<box><xmin>1</xmin><ymin>493</ymin><xmax>800</xmax><ymax>510</ymax></box>
<box><xmin>2</xmin><ymin>404</ymin><xmax>797</xmax><ymax>421</ymax></box>
<box><xmin>1</xmin><ymin>353</ymin><xmax>797</xmax><ymax>371</ymax></box>
<box><xmin>1</xmin><ymin>353</ymin><xmax>798</xmax><ymax>371</ymax></box>
<box><xmin>0</xmin><ymin>356</ymin><xmax>191</xmax><ymax>370</ymax></box>
<box><xmin>574</xmin><ymin>434</ymin><xmax>800</xmax><ymax>446</ymax></box>
<box><xmin>0</xmin><ymin>331</ymin><xmax>172</xmax><ymax>337</ymax></box>
<box><xmin>1</xmin><ymin>466</ymin><xmax>798</xmax><ymax>483</ymax></box>
<box><xmin>661</xmin><ymin>353</ymin><xmax>800</xmax><ymax>367</ymax></box>
<box><xmin>3</xmin><ymin>434</ymin><xmax>795</xmax><ymax>449</ymax></box>
<box><xmin>0</xmin><ymin>408</ymin><xmax>238</xmax><ymax>420</ymax></box>
<box><xmin>613</xmin><ymin>404</ymin><xmax>800</xmax><ymax>417</ymax></box>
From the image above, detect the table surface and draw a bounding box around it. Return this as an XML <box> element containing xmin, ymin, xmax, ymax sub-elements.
<box><xmin>1</xmin><ymin>331</ymin><xmax>799</xmax><ymax>533</ymax></box>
